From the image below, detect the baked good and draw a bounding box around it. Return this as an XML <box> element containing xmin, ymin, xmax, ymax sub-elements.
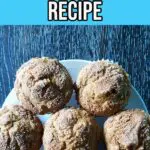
<box><xmin>76</xmin><ymin>60</ymin><xmax>131</xmax><ymax>116</ymax></box>
<box><xmin>14</xmin><ymin>57</ymin><xmax>73</xmax><ymax>114</ymax></box>
<box><xmin>104</xmin><ymin>109</ymin><xmax>150</xmax><ymax>150</ymax></box>
<box><xmin>0</xmin><ymin>105</ymin><xmax>43</xmax><ymax>150</ymax></box>
<box><xmin>43</xmin><ymin>107</ymin><xmax>100</xmax><ymax>150</ymax></box>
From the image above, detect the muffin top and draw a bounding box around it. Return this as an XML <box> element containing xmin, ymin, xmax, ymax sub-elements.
<box><xmin>76</xmin><ymin>60</ymin><xmax>131</xmax><ymax>116</ymax></box>
<box><xmin>43</xmin><ymin>107</ymin><xmax>100</xmax><ymax>150</ymax></box>
<box><xmin>104</xmin><ymin>109</ymin><xmax>150</xmax><ymax>150</ymax></box>
<box><xmin>14</xmin><ymin>57</ymin><xmax>73</xmax><ymax>114</ymax></box>
<box><xmin>0</xmin><ymin>105</ymin><xmax>43</xmax><ymax>150</ymax></box>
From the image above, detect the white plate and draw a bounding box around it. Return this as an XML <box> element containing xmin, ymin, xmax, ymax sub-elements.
<box><xmin>3</xmin><ymin>59</ymin><xmax>148</xmax><ymax>150</ymax></box>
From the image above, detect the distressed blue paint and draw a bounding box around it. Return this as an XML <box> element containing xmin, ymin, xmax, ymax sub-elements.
<box><xmin>0</xmin><ymin>26</ymin><xmax>149</xmax><ymax>112</ymax></box>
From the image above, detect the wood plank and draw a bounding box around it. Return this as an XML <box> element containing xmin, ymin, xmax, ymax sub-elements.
<box><xmin>0</xmin><ymin>26</ymin><xmax>149</xmax><ymax>111</ymax></box>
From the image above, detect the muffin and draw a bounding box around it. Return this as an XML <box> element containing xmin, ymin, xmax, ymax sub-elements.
<box><xmin>76</xmin><ymin>60</ymin><xmax>131</xmax><ymax>116</ymax></box>
<box><xmin>14</xmin><ymin>57</ymin><xmax>73</xmax><ymax>114</ymax></box>
<box><xmin>0</xmin><ymin>105</ymin><xmax>43</xmax><ymax>150</ymax></box>
<box><xmin>43</xmin><ymin>107</ymin><xmax>101</xmax><ymax>150</ymax></box>
<box><xmin>104</xmin><ymin>109</ymin><xmax>150</xmax><ymax>150</ymax></box>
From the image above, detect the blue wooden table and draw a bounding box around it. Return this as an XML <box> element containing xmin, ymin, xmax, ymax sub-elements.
<box><xmin>0</xmin><ymin>26</ymin><xmax>149</xmax><ymax>112</ymax></box>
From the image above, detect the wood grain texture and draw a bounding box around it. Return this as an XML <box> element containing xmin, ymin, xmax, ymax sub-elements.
<box><xmin>0</xmin><ymin>26</ymin><xmax>149</xmax><ymax>111</ymax></box>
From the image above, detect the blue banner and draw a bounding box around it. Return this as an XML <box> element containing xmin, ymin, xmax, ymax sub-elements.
<box><xmin>0</xmin><ymin>0</ymin><xmax>149</xmax><ymax>25</ymax></box>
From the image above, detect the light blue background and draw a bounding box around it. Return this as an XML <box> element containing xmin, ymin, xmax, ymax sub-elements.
<box><xmin>0</xmin><ymin>0</ymin><xmax>149</xmax><ymax>25</ymax></box>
